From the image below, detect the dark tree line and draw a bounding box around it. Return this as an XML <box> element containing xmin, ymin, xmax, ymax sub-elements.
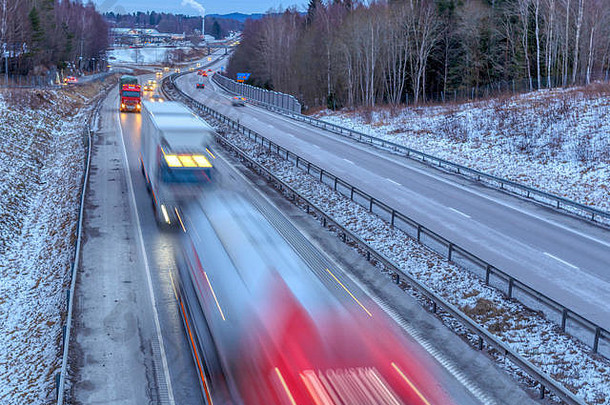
<box><xmin>227</xmin><ymin>0</ymin><xmax>610</xmax><ymax>109</ymax></box>
<box><xmin>104</xmin><ymin>12</ymin><xmax>243</xmax><ymax>39</ymax></box>
<box><xmin>1</xmin><ymin>0</ymin><xmax>109</xmax><ymax>75</ymax></box>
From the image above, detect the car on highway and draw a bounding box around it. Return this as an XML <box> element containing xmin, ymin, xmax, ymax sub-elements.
<box><xmin>231</xmin><ymin>96</ymin><xmax>246</xmax><ymax>106</ymax></box>
<box><xmin>64</xmin><ymin>76</ymin><xmax>77</xmax><ymax>84</ymax></box>
<box><xmin>174</xmin><ymin>68</ymin><xmax>181</xmax><ymax>73</ymax></box>
<box><xmin>163</xmin><ymin>66</ymin><xmax>170</xmax><ymax>72</ymax></box>
<box><xmin>196</xmin><ymin>82</ymin><xmax>205</xmax><ymax>89</ymax></box>
<box><xmin>150</xmin><ymin>94</ymin><xmax>164</xmax><ymax>103</ymax></box>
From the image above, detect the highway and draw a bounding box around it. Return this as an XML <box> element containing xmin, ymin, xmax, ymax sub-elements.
<box><xmin>70</xmin><ymin>54</ymin><xmax>540</xmax><ymax>403</ymax></box>
<box><xmin>174</xmin><ymin>69</ymin><xmax>610</xmax><ymax>332</ymax></box>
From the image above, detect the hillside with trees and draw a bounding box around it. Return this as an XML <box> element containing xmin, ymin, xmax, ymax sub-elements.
<box><xmin>0</xmin><ymin>0</ymin><xmax>109</xmax><ymax>76</ymax></box>
<box><xmin>104</xmin><ymin>12</ymin><xmax>244</xmax><ymax>40</ymax></box>
<box><xmin>227</xmin><ymin>0</ymin><xmax>610</xmax><ymax>109</ymax></box>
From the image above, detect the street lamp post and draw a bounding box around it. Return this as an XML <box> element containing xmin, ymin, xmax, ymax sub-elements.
<box><xmin>2</xmin><ymin>43</ymin><xmax>8</xmax><ymax>84</ymax></box>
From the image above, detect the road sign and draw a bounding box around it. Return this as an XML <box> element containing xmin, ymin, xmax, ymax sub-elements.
<box><xmin>207</xmin><ymin>57</ymin><xmax>212</xmax><ymax>61</ymax></box>
<box><xmin>236</xmin><ymin>72</ymin><xmax>251</xmax><ymax>83</ymax></box>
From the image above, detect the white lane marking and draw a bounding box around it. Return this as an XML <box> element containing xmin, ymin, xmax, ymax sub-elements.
<box><xmin>116</xmin><ymin>114</ymin><xmax>176</xmax><ymax>405</ymax></box>
<box><xmin>386</xmin><ymin>178</ymin><xmax>401</xmax><ymax>186</ymax></box>
<box><xmin>544</xmin><ymin>252</ymin><xmax>579</xmax><ymax>269</ymax></box>
<box><xmin>450</xmin><ymin>207</ymin><xmax>471</xmax><ymax>219</ymax></box>
<box><xmin>343</xmin><ymin>158</ymin><xmax>354</xmax><ymax>164</ymax></box>
<box><xmin>312</xmin><ymin>144</ymin><xmax>321</xmax><ymax>149</ymax></box>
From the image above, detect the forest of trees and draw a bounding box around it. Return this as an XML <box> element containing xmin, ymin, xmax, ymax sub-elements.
<box><xmin>0</xmin><ymin>0</ymin><xmax>109</xmax><ymax>76</ymax></box>
<box><xmin>227</xmin><ymin>0</ymin><xmax>610</xmax><ymax>109</ymax></box>
<box><xmin>104</xmin><ymin>12</ymin><xmax>243</xmax><ymax>40</ymax></box>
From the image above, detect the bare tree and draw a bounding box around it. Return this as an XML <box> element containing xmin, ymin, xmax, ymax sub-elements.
<box><xmin>406</xmin><ymin>0</ymin><xmax>442</xmax><ymax>103</ymax></box>
<box><xmin>571</xmin><ymin>0</ymin><xmax>583</xmax><ymax>83</ymax></box>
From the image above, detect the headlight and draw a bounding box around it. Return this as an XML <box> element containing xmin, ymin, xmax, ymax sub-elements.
<box><xmin>161</xmin><ymin>204</ymin><xmax>171</xmax><ymax>224</ymax></box>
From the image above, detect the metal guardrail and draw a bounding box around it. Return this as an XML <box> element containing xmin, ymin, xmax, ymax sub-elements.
<box><xmin>186</xmin><ymin>73</ymin><xmax>610</xmax><ymax>358</ymax></box>
<box><xmin>213</xmin><ymin>73</ymin><xmax>301</xmax><ymax>114</ymax></box>
<box><xmin>55</xmin><ymin>123</ymin><xmax>92</xmax><ymax>404</ymax></box>
<box><xmin>211</xmin><ymin>75</ymin><xmax>610</xmax><ymax>226</ymax></box>
<box><xmin>164</xmin><ymin>72</ymin><xmax>589</xmax><ymax>405</ymax></box>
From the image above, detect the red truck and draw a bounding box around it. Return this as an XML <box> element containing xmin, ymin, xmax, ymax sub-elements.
<box><xmin>120</xmin><ymin>83</ymin><xmax>142</xmax><ymax>112</ymax></box>
<box><xmin>119</xmin><ymin>75</ymin><xmax>142</xmax><ymax>112</ymax></box>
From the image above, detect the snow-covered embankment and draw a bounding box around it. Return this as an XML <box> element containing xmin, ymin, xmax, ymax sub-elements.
<box><xmin>0</xmin><ymin>80</ymin><xmax>110</xmax><ymax>403</ymax></box>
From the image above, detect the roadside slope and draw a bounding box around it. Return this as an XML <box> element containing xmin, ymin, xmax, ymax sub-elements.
<box><xmin>0</xmin><ymin>79</ymin><xmax>113</xmax><ymax>404</ymax></box>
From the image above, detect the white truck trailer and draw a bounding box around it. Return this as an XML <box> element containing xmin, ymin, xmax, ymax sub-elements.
<box><xmin>140</xmin><ymin>100</ymin><xmax>216</xmax><ymax>227</ymax></box>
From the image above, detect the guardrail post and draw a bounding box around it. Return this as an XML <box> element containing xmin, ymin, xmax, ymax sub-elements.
<box><xmin>485</xmin><ymin>265</ymin><xmax>491</xmax><ymax>285</ymax></box>
<box><xmin>323</xmin><ymin>217</ymin><xmax>327</xmax><ymax>227</ymax></box>
<box><xmin>350</xmin><ymin>187</ymin><xmax>354</xmax><ymax>201</ymax></box>
<box><xmin>508</xmin><ymin>278</ymin><xmax>514</xmax><ymax>299</ymax></box>
<box><xmin>478</xmin><ymin>336</ymin><xmax>484</xmax><ymax>350</ymax></box>
<box><xmin>432</xmin><ymin>301</ymin><xmax>437</xmax><ymax>313</ymax></box>
<box><xmin>539</xmin><ymin>384</ymin><xmax>545</xmax><ymax>399</ymax></box>
<box><xmin>417</xmin><ymin>225</ymin><xmax>422</xmax><ymax>242</ymax></box>
<box><xmin>320</xmin><ymin>169</ymin><xmax>324</xmax><ymax>182</ymax></box>
<box><xmin>448</xmin><ymin>243</ymin><xmax>453</xmax><ymax>261</ymax></box>
<box><xmin>561</xmin><ymin>308</ymin><xmax>568</xmax><ymax>332</ymax></box>
<box><xmin>391</xmin><ymin>210</ymin><xmax>395</xmax><ymax>226</ymax></box>
<box><xmin>56</xmin><ymin>372</ymin><xmax>61</xmax><ymax>399</ymax></box>
<box><xmin>369</xmin><ymin>197</ymin><xmax>373</xmax><ymax>212</ymax></box>
<box><xmin>366</xmin><ymin>251</ymin><xmax>371</xmax><ymax>261</ymax></box>
<box><xmin>593</xmin><ymin>327</ymin><xmax>601</xmax><ymax>353</ymax></box>
<box><xmin>334</xmin><ymin>178</ymin><xmax>338</xmax><ymax>191</ymax></box>
<box><xmin>307</xmin><ymin>162</ymin><xmax>311</xmax><ymax>174</ymax></box>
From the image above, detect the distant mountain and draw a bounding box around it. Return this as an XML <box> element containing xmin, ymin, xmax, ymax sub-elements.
<box><xmin>207</xmin><ymin>13</ymin><xmax>264</xmax><ymax>22</ymax></box>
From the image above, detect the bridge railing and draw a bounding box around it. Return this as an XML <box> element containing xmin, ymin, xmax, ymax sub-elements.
<box><xmin>213</xmin><ymin>73</ymin><xmax>301</xmax><ymax>114</ymax></box>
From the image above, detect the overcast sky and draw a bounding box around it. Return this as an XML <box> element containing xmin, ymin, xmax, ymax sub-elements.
<box><xmin>93</xmin><ymin>0</ymin><xmax>308</xmax><ymax>16</ymax></box>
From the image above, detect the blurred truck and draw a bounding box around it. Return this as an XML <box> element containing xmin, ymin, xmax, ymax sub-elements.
<box><xmin>140</xmin><ymin>101</ymin><xmax>216</xmax><ymax>227</ymax></box>
<box><xmin>119</xmin><ymin>75</ymin><xmax>142</xmax><ymax>112</ymax></box>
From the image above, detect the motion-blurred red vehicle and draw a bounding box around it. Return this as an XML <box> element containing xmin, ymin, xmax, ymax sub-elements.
<box><xmin>174</xmin><ymin>194</ymin><xmax>456</xmax><ymax>405</ymax></box>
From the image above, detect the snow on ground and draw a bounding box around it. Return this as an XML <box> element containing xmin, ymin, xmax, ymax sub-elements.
<box><xmin>208</xmin><ymin>122</ymin><xmax>610</xmax><ymax>404</ymax></box>
<box><xmin>109</xmin><ymin>46</ymin><xmax>189</xmax><ymax>64</ymax></box>
<box><xmin>0</xmin><ymin>80</ymin><xmax>112</xmax><ymax>404</ymax></box>
<box><xmin>312</xmin><ymin>85</ymin><xmax>610</xmax><ymax>215</ymax></box>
